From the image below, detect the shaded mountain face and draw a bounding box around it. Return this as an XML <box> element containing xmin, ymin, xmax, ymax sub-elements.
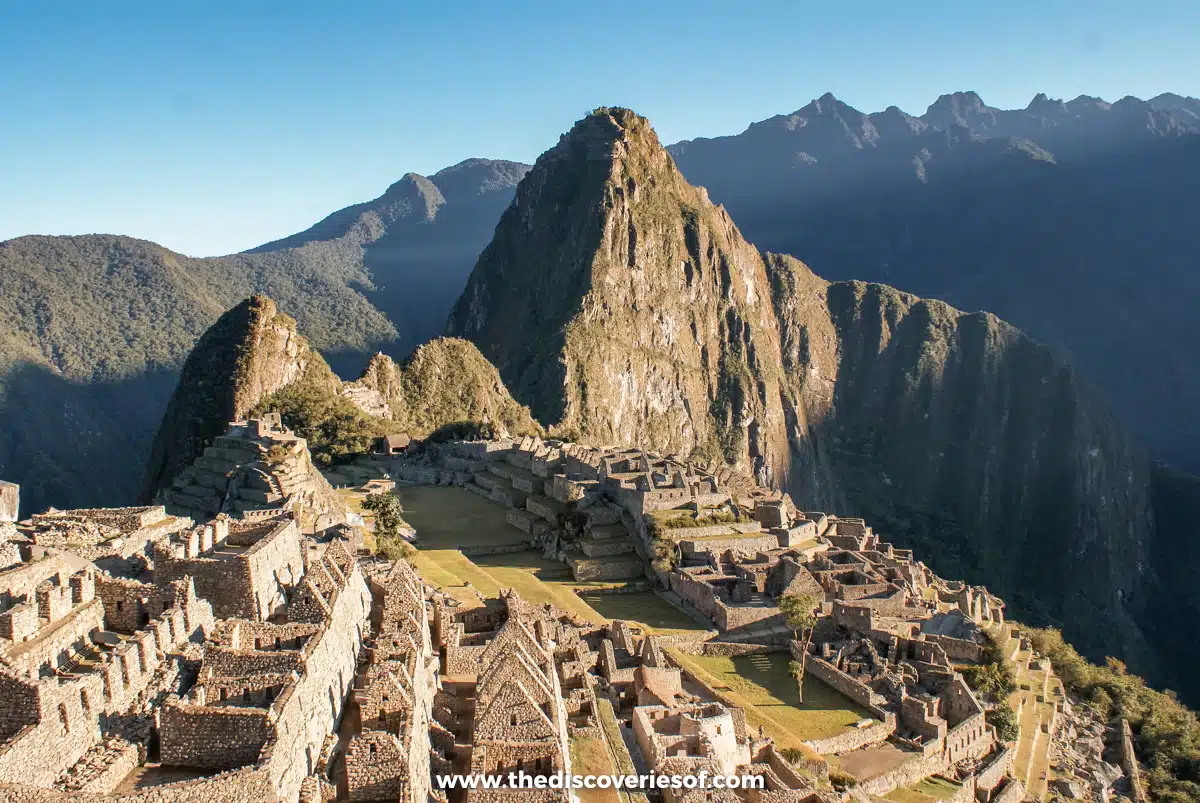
<box><xmin>668</xmin><ymin>92</ymin><xmax>1200</xmax><ymax>476</ymax></box>
<box><xmin>0</xmin><ymin>159</ymin><xmax>527</xmax><ymax>514</ymax></box>
<box><xmin>251</xmin><ymin>158</ymin><xmax>531</xmax><ymax>356</ymax></box>
<box><xmin>0</xmin><ymin>234</ymin><xmax>395</xmax><ymax>515</ymax></box>
<box><xmin>448</xmin><ymin>107</ymin><xmax>1173</xmax><ymax>697</ymax></box>
<box><xmin>139</xmin><ymin>295</ymin><xmax>336</xmax><ymax>501</ymax></box>
<box><xmin>141</xmin><ymin>301</ymin><xmax>539</xmax><ymax>499</ymax></box>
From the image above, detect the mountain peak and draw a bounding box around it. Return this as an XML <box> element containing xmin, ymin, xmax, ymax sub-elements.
<box><xmin>447</xmin><ymin>108</ymin><xmax>791</xmax><ymax>480</ymax></box>
<box><xmin>139</xmin><ymin>295</ymin><xmax>332</xmax><ymax>501</ymax></box>
<box><xmin>381</xmin><ymin>173</ymin><xmax>446</xmax><ymax>220</ymax></box>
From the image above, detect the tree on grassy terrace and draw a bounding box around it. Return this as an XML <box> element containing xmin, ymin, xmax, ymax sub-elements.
<box><xmin>362</xmin><ymin>491</ymin><xmax>412</xmax><ymax>562</ymax></box>
<box><xmin>780</xmin><ymin>593</ymin><xmax>820</xmax><ymax>703</ymax></box>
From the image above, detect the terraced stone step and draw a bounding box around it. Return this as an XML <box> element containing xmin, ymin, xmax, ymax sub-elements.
<box><xmin>578</xmin><ymin>537</ymin><xmax>635</xmax><ymax>558</ymax></box>
<box><xmin>587</xmin><ymin>522</ymin><xmax>630</xmax><ymax>540</ymax></box>
<box><xmin>506</xmin><ymin>508</ymin><xmax>538</xmax><ymax>533</ymax></box>
<box><xmin>568</xmin><ymin>553</ymin><xmax>644</xmax><ymax>581</ymax></box>
<box><xmin>465</xmin><ymin>483</ymin><xmax>492</xmax><ymax>499</ymax></box>
<box><xmin>491</xmin><ymin>485</ymin><xmax>528</xmax><ymax>509</ymax></box>
<box><xmin>526</xmin><ymin>494</ymin><xmax>567</xmax><ymax>523</ymax></box>
<box><xmin>490</xmin><ymin>463</ymin><xmax>542</xmax><ymax>494</ymax></box>
<box><xmin>474</xmin><ymin>471</ymin><xmax>508</xmax><ymax>493</ymax></box>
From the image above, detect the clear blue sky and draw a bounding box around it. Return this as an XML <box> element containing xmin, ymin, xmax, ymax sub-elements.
<box><xmin>2</xmin><ymin>1</ymin><xmax>1196</xmax><ymax>257</ymax></box>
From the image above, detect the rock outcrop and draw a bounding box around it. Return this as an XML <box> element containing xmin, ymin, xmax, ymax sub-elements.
<box><xmin>447</xmin><ymin>107</ymin><xmax>1159</xmax><ymax>686</ymax></box>
<box><xmin>345</xmin><ymin>338</ymin><xmax>541</xmax><ymax>439</ymax></box>
<box><xmin>139</xmin><ymin>295</ymin><xmax>332</xmax><ymax>502</ymax></box>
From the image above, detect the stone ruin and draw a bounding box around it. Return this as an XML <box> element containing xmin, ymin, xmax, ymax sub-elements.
<box><xmin>159</xmin><ymin>414</ymin><xmax>345</xmax><ymax>529</ymax></box>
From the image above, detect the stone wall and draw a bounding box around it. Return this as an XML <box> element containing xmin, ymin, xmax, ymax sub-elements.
<box><xmin>4</xmin><ymin>598</ymin><xmax>104</xmax><ymax>677</ymax></box>
<box><xmin>801</xmin><ymin>656</ymin><xmax>890</xmax><ymax>716</ymax></box>
<box><xmin>804</xmin><ymin>717</ymin><xmax>895</xmax><ymax>755</ymax></box>
<box><xmin>678</xmin><ymin>533</ymin><xmax>779</xmax><ymax>558</ymax></box>
<box><xmin>0</xmin><ymin>585</ymin><xmax>214</xmax><ymax>789</ymax></box>
<box><xmin>1119</xmin><ymin>718</ymin><xmax>1148</xmax><ymax>803</ymax></box>
<box><xmin>155</xmin><ymin>517</ymin><xmax>303</xmax><ymax>620</ymax></box>
<box><xmin>974</xmin><ymin>745</ymin><xmax>1013</xmax><ymax>794</ymax></box>
<box><xmin>260</xmin><ymin>560</ymin><xmax>370</xmax><ymax>799</ymax></box>
<box><xmin>925</xmin><ymin>634</ymin><xmax>984</xmax><ymax>663</ymax></box>
<box><xmin>158</xmin><ymin>705</ymin><xmax>273</xmax><ymax>770</ymax></box>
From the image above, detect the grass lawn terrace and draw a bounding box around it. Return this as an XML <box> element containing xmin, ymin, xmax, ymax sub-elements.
<box><xmin>669</xmin><ymin>651</ymin><xmax>871</xmax><ymax>748</ymax></box>
<box><xmin>396</xmin><ymin>485</ymin><xmax>709</xmax><ymax>635</ymax></box>
<box><xmin>395</xmin><ymin>485</ymin><xmax>529</xmax><ymax>549</ymax></box>
<box><xmin>884</xmin><ymin>776</ymin><xmax>963</xmax><ymax>803</ymax></box>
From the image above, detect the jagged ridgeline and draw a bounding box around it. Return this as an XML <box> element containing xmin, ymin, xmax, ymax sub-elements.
<box><xmin>140</xmin><ymin>295</ymin><xmax>539</xmax><ymax>501</ymax></box>
<box><xmin>447</xmin><ymin>108</ymin><xmax>1163</xmax><ymax>692</ymax></box>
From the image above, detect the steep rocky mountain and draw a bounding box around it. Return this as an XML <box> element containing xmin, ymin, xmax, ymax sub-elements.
<box><xmin>448</xmin><ymin>107</ymin><xmax>1180</xmax><ymax>699</ymax></box>
<box><xmin>668</xmin><ymin>92</ymin><xmax>1200</xmax><ymax>475</ymax></box>
<box><xmin>0</xmin><ymin>159</ymin><xmax>527</xmax><ymax>515</ymax></box>
<box><xmin>139</xmin><ymin>295</ymin><xmax>335</xmax><ymax>501</ymax></box>
<box><xmin>141</xmin><ymin>297</ymin><xmax>539</xmax><ymax>502</ymax></box>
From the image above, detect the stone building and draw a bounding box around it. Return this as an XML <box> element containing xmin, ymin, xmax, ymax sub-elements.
<box><xmin>153</xmin><ymin>514</ymin><xmax>304</xmax><ymax>620</ymax></box>
<box><xmin>342</xmin><ymin>559</ymin><xmax>438</xmax><ymax>802</ymax></box>
<box><xmin>158</xmin><ymin>538</ymin><xmax>371</xmax><ymax>800</ymax></box>
<box><xmin>159</xmin><ymin>415</ymin><xmax>345</xmax><ymax>527</ymax></box>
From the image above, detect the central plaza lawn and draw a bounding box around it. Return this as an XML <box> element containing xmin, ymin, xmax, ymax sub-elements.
<box><xmin>395</xmin><ymin>485</ymin><xmax>709</xmax><ymax>635</ymax></box>
<box><xmin>669</xmin><ymin>650</ymin><xmax>871</xmax><ymax>748</ymax></box>
<box><xmin>395</xmin><ymin>485</ymin><xmax>528</xmax><ymax>549</ymax></box>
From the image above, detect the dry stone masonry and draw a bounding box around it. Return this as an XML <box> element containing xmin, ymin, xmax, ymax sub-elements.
<box><xmin>0</xmin><ymin>424</ymin><xmax>1108</xmax><ymax>802</ymax></box>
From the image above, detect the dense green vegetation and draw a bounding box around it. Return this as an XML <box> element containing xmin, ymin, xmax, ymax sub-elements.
<box><xmin>253</xmin><ymin>363</ymin><xmax>394</xmax><ymax>466</ymax></box>
<box><xmin>0</xmin><ymin>234</ymin><xmax>395</xmax><ymax>514</ymax></box>
<box><xmin>1026</xmin><ymin>627</ymin><xmax>1200</xmax><ymax>802</ymax></box>
<box><xmin>960</xmin><ymin>632</ymin><xmax>1017</xmax><ymax>703</ymax></box>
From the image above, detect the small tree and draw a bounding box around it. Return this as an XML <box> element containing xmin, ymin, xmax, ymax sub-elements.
<box><xmin>362</xmin><ymin>492</ymin><xmax>411</xmax><ymax>561</ymax></box>
<box><xmin>779</xmin><ymin>593</ymin><xmax>820</xmax><ymax>702</ymax></box>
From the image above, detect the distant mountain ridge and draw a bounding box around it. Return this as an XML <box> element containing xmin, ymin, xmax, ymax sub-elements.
<box><xmin>250</xmin><ymin>158</ymin><xmax>531</xmax><ymax>355</ymax></box>
<box><xmin>668</xmin><ymin>90</ymin><xmax>1200</xmax><ymax>475</ymax></box>
<box><xmin>0</xmin><ymin>159</ymin><xmax>528</xmax><ymax>514</ymax></box>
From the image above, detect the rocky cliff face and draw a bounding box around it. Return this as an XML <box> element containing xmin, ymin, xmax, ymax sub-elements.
<box><xmin>345</xmin><ymin>338</ymin><xmax>541</xmax><ymax>439</ymax></box>
<box><xmin>447</xmin><ymin>108</ymin><xmax>1163</xmax><ymax>688</ymax></box>
<box><xmin>769</xmin><ymin>257</ymin><xmax>1155</xmax><ymax>668</ymax></box>
<box><xmin>139</xmin><ymin>295</ymin><xmax>332</xmax><ymax>501</ymax></box>
<box><xmin>447</xmin><ymin>109</ymin><xmax>793</xmax><ymax>486</ymax></box>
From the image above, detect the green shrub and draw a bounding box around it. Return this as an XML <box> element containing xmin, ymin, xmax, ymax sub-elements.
<box><xmin>254</xmin><ymin>371</ymin><xmax>392</xmax><ymax>466</ymax></box>
<box><xmin>986</xmin><ymin>703</ymin><xmax>1020</xmax><ymax>742</ymax></box>
<box><xmin>376</xmin><ymin>536</ymin><xmax>415</xmax><ymax>562</ymax></box>
<box><xmin>779</xmin><ymin>747</ymin><xmax>805</xmax><ymax>764</ymax></box>
<box><xmin>362</xmin><ymin>492</ymin><xmax>405</xmax><ymax>538</ymax></box>
<box><xmin>827</xmin><ymin>768</ymin><xmax>856</xmax><ymax>790</ymax></box>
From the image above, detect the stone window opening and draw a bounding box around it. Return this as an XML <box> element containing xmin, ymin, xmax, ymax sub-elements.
<box><xmin>510</xmin><ymin>713</ymin><xmax>519</xmax><ymax>727</ymax></box>
<box><xmin>58</xmin><ymin>703</ymin><xmax>69</xmax><ymax>733</ymax></box>
<box><xmin>369</xmin><ymin>743</ymin><xmax>377</xmax><ymax>754</ymax></box>
<box><xmin>80</xmin><ymin>690</ymin><xmax>90</xmax><ymax>713</ymax></box>
<box><xmin>115</xmin><ymin>601</ymin><xmax>123</xmax><ymax>612</ymax></box>
<box><xmin>220</xmin><ymin>689</ymin><xmax>228</xmax><ymax>701</ymax></box>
